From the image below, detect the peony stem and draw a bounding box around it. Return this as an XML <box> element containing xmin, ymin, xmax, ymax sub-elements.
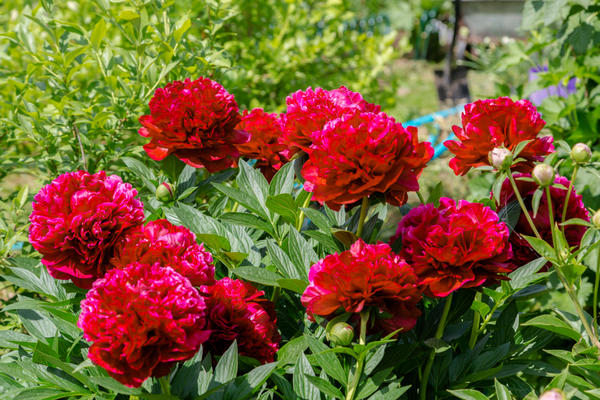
<box><xmin>416</xmin><ymin>191</ymin><xmax>426</xmax><ymax>204</ymax></box>
<box><xmin>345</xmin><ymin>309</ymin><xmax>370</xmax><ymax>400</ymax></box>
<box><xmin>508</xmin><ymin>173</ymin><xmax>542</xmax><ymax>240</ymax></box>
<box><xmin>71</xmin><ymin>122</ymin><xmax>87</xmax><ymax>171</ymax></box>
<box><xmin>296</xmin><ymin>194</ymin><xmax>312</xmax><ymax>231</ymax></box>
<box><xmin>467</xmin><ymin>292</ymin><xmax>482</xmax><ymax>349</ymax></box>
<box><xmin>159</xmin><ymin>376</ymin><xmax>171</xmax><ymax>396</ymax></box>
<box><xmin>560</xmin><ymin>165</ymin><xmax>579</xmax><ymax>231</ymax></box>
<box><xmin>595</xmin><ymin>253</ymin><xmax>600</xmax><ymax>330</ymax></box>
<box><xmin>420</xmin><ymin>293</ymin><xmax>453</xmax><ymax>400</ymax></box>
<box><xmin>356</xmin><ymin>197</ymin><xmax>370</xmax><ymax>239</ymax></box>
<box><xmin>546</xmin><ymin>186</ymin><xmax>600</xmax><ymax>350</ymax></box>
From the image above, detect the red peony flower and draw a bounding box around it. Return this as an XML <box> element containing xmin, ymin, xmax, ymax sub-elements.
<box><xmin>199</xmin><ymin>278</ymin><xmax>280</xmax><ymax>363</ymax></box>
<box><xmin>283</xmin><ymin>86</ymin><xmax>380</xmax><ymax>151</ymax></box>
<box><xmin>444</xmin><ymin>97</ymin><xmax>553</xmax><ymax>175</ymax></box>
<box><xmin>394</xmin><ymin>198</ymin><xmax>514</xmax><ymax>297</ymax></box>
<box><xmin>235</xmin><ymin>108</ymin><xmax>292</xmax><ymax>181</ymax></box>
<box><xmin>301</xmin><ymin>111</ymin><xmax>433</xmax><ymax>211</ymax></box>
<box><xmin>78</xmin><ymin>263</ymin><xmax>210</xmax><ymax>387</ymax></box>
<box><xmin>110</xmin><ymin>219</ymin><xmax>215</xmax><ymax>286</ymax></box>
<box><xmin>495</xmin><ymin>173</ymin><xmax>589</xmax><ymax>267</ymax></box>
<box><xmin>301</xmin><ymin>239</ymin><xmax>422</xmax><ymax>334</ymax></box>
<box><xmin>29</xmin><ymin>171</ymin><xmax>145</xmax><ymax>289</ymax></box>
<box><xmin>139</xmin><ymin>77</ymin><xmax>249</xmax><ymax>172</ymax></box>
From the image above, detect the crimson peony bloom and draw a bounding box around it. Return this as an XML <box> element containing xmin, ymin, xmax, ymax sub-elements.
<box><xmin>495</xmin><ymin>173</ymin><xmax>589</xmax><ymax>267</ymax></box>
<box><xmin>235</xmin><ymin>108</ymin><xmax>292</xmax><ymax>181</ymax></box>
<box><xmin>139</xmin><ymin>77</ymin><xmax>249</xmax><ymax>172</ymax></box>
<box><xmin>444</xmin><ymin>97</ymin><xmax>553</xmax><ymax>175</ymax></box>
<box><xmin>110</xmin><ymin>219</ymin><xmax>215</xmax><ymax>286</ymax></box>
<box><xmin>301</xmin><ymin>240</ymin><xmax>422</xmax><ymax>334</ymax></box>
<box><xmin>283</xmin><ymin>86</ymin><xmax>380</xmax><ymax>151</ymax></box>
<box><xmin>394</xmin><ymin>198</ymin><xmax>514</xmax><ymax>297</ymax></box>
<box><xmin>301</xmin><ymin>111</ymin><xmax>433</xmax><ymax>211</ymax></box>
<box><xmin>29</xmin><ymin>171</ymin><xmax>144</xmax><ymax>289</ymax></box>
<box><xmin>199</xmin><ymin>278</ymin><xmax>280</xmax><ymax>363</ymax></box>
<box><xmin>78</xmin><ymin>263</ymin><xmax>210</xmax><ymax>387</ymax></box>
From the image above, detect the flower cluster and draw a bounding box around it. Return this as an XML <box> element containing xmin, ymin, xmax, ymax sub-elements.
<box><xmin>302</xmin><ymin>240</ymin><xmax>422</xmax><ymax>334</ymax></box>
<box><xmin>302</xmin><ymin>112</ymin><xmax>433</xmax><ymax>210</ymax></box>
<box><xmin>444</xmin><ymin>97</ymin><xmax>553</xmax><ymax>175</ymax></box>
<box><xmin>78</xmin><ymin>263</ymin><xmax>210</xmax><ymax>387</ymax></box>
<box><xmin>110</xmin><ymin>219</ymin><xmax>215</xmax><ymax>287</ymax></box>
<box><xmin>200</xmin><ymin>278</ymin><xmax>280</xmax><ymax>363</ymax></box>
<box><xmin>282</xmin><ymin>86</ymin><xmax>380</xmax><ymax>151</ymax></box>
<box><xmin>28</xmin><ymin>171</ymin><xmax>145</xmax><ymax>289</ymax></box>
<box><xmin>235</xmin><ymin>108</ymin><xmax>291</xmax><ymax>181</ymax></box>
<box><xmin>393</xmin><ymin>198</ymin><xmax>514</xmax><ymax>297</ymax></box>
<box><xmin>139</xmin><ymin>77</ymin><xmax>249</xmax><ymax>172</ymax></box>
<box><xmin>495</xmin><ymin>173</ymin><xmax>589</xmax><ymax>266</ymax></box>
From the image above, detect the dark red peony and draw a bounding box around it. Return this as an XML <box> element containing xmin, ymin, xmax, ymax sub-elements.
<box><xmin>301</xmin><ymin>111</ymin><xmax>433</xmax><ymax>211</ymax></box>
<box><xmin>495</xmin><ymin>173</ymin><xmax>589</xmax><ymax>267</ymax></box>
<box><xmin>283</xmin><ymin>86</ymin><xmax>380</xmax><ymax>151</ymax></box>
<box><xmin>139</xmin><ymin>77</ymin><xmax>249</xmax><ymax>172</ymax></box>
<box><xmin>235</xmin><ymin>108</ymin><xmax>291</xmax><ymax>181</ymax></box>
<box><xmin>28</xmin><ymin>171</ymin><xmax>145</xmax><ymax>289</ymax></box>
<box><xmin>199</xmin><ymin>278</ymin><xmax>280</xmax><ymax>363</ymax></box>
<box><xmin>110</xmin><ymin>219</ymin><xmax>215</xmax><ymax>286</ymax></box>
<box><xmin>301</xmin><ymin>239</ymin><xmax>422</xmax><ymax>334</ymax></box>
<box><xmin>444</xmin><ymin>97</ymin><xmax>553</xmax><ymax>175</ymax></box>
<box><xmin>78</xmin><ymin>263</ymin><xmax>210</xmax><ymax>387</ymax></box>
<box><xmin>394</xmin><ymin>198</ymin><xmax>514</xmax><ymax>297</ymax></box>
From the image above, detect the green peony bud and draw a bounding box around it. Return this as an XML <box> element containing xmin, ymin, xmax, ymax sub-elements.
<box><xmin>488</xmin><ymin>147</ymin><xmax>513</xmax><ymax>171</ymax></box>
<box><xmin>532</xmin><ymin>164</ymin><xmax>554</xmax><ymax>187</ymax></box>
<box><xmin>593</xmin><ymin>210</ymin><xmax>600</xmax><ymax>229</ymax></box>
<box><xmin>155</xmin><ymin>182</ymin><xmax>174</xmax><ymax>202</ymax></box>
<box><xmin>328</xmin><ymin>322</ymin><xmax>354</xmax><ymax>346</ymax></box>
<box><xmin>570</xmin><ymin>143</ymin><xmax>592</xmax><ymax>164</ymax></box>
<box><xmin>539</xmin><ymin>389</ymin><xmax>565</xmax><ymax>400</ymax></box>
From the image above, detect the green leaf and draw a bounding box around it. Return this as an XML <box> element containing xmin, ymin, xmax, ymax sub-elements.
<box><xmin>497</xmin><ymin>200</ymin><xmax>521</xmax><ymax>233</ymax></box>
<box><xmin>266</xmin><ymin>240</ymin><xmax>301</xmax><ymax>280</ymax></box>
<box><xmin>293</xmin><ymin>353</ymin><xmax>320</xmax><ymax>400</ymax></box>
<box><xmin>300</xmin><ymin>208</ymin><xmax>332</xmax><ymax>232</ymax></box>
<box><xmin>118</xmin><ymin>8</ymin><xmax>139</xmax><ymax>20</ymax></box>
<box><xmin>89</xmin><ymin>376</ymin><xmax>142</xmax><ymax>395</ymax></box>
<box><xmin>471</xmin><ymin>300</ymin><xmax>491</xmax><ymax>317</ymax></box>
<box><xmin>173</xmin><ymin>17</ymin><xmax>191</xmax><ymax>42</ymax></box>
<box><xmin>508</xmin><ymin>257</ymin><xmax>548</xmax><ymax>291</ymax></box>
<box><xmin>269</xmin><ymin>162</ymin><xmax>295</xmax><ymax>196</ymax></box>
<box><xmin>561</xmin><ymin>262</ymin><xmax>587</xmax><ymax>284</ymax></box>
<box><xmin>512</xmin><ymin>139</ymin><xmax>533</xmax><ymax>158</ymax></box>
<box><xmin>492</xmin><ymin>173</ymin><xmax>506</xmax><ymax>203</ymax></box>
<box><xmin>196</xmin><ymin>233</ymin><xmax>231</xmax><ymax>252</ymax></box>
<box><xmin>232</xmin><ymin>266</ymin><xmax>283</xmax><ymax>286</ymax></box>
<box><xmin>522</xmin><ymin>315</ymin><xmax>582</xmax><ymax>341</ymax></box>
<box><xmin>305</xmin><ymin>335</ymin><xmax>347</xmax><ymax>385</ymax></box>
<box><xmin>212</xmin><ymin>183</ymin><xmax>268</xmax><ymax>220</ymax></box>
<box><xmin>266</xmin><ymin>194</ymin><xmax>299</xmax><ymax>224</ymax></box>
<box><xmin>332</xmin><ymin>229</ymin><xmax>358</xmax><ymax>248</ymax></box>
<box><xmin>522</xmin><ymin>235</ymin><xmax>556</xmax><ymax>261</ymax></box>
<box><xmin>447</xmin><ymin>388</ymin><xmax>490</xmax><ymax>400</ymax></box>
<box><xmin>220</xmin><ymin>212</ymin><xmax>274</xmax><ymax>235</ymax></box>
<box><xmin>237</xmin><ymin>160</ymin><xmax>270</xmax><ymax>218</ymax></box>
<box><xmin>214</xmin><ymin>341</ymin><xmax>238</xmax><ymax>384</ymax></box>
<box><xmin>303</xmin><ymin>230</ymin><xmax>341</xmax><ymax>253</ymax></box>
<box><xmin>277</xmin><ymin>336</ymin><xmax>307</xmax><ymax>366</ymax></box>
<box><xmin>304</xmin><ymin>375</ymin><xmax>344</xmax><ymax>399</ymax></box>
<box><xmin>427</xmin><ymin>182</ymin><xmax>443</xmax><ymax>207</ymax></box>
<box><xmin>277</xmin><ymin>278</ymin><xmax>308</xmax><ymax>294</ymax></box>
<box><xmin>531</xmin><ymin>188</ymin><xmax>543</xmax><ymax>218</ymax></box>
<box><xmin>90</xmin><ymin>18</ymin><xmax>106</xmax><ymax>49</ymax></box>
<box><xmin>286</xmin><ymin>229</ymin><xmax>318</xmax><ymax>280</ymax></box>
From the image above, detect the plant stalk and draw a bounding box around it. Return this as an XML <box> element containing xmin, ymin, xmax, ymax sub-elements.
<box><xmin>71</xmin><ymin>122</ymin><xmax>87</xmax><ymax>171</ymax></box>
<box><xmin>561</xmin><ymin>165</ymin><xmax>579</xmax><ymax>229</ymax></box>
<box><xmin>356</xmin><ymin>197</ymin><xmax>370</xmax><ymax>239</ymax></box>
<box><xmin>594</xmin><ymin>252</ymin><xmax>600</xmax><ymax>330</ymax></box>
<box><xmin>159</xmin><ymin>376</ymin><xmax>171</xmax><ymax>396</ymax></box>
<box><xmin>345</xmin><ymin>309</ymin><xmax>370</xmax><ymax>400</ymax></box>
<box><xmin>296</xmin><ymin>193</ymin><xmax>312</xmax><ymax>231</ymax></box>
<box><xmin>468</xmin><ymin>292</ymin><xmax>482</xmax><ymax>349</ymax></box>
<box><xmin>420</xmin><ymin>293</ymin><xmax>453</xmax><ymax>400</ymax></box>
<box><xmin>508</xmin><ymin>173</ymin><xmax>542</xmax><ymax>239</ymax></box>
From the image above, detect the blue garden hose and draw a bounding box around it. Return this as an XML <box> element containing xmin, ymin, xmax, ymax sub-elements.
<box><xmin>403</xmin><ymin>103</ymin><xmax>465</xmax><ymax>161</ymax></box>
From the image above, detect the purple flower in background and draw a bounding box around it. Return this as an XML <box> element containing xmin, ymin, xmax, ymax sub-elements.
<box><xmin>528</xmin><ymin>66</ymin><xmax>576</xmax><ymax>106</ymax></box>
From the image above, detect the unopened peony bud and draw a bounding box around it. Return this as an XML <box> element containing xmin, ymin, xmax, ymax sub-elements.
<box><xmin>488</xmin><ymin>147</ymin><xmax>513</xmax><ymax>170</ymax></box>
<box><xmin>155</xmin><ymin>182</ymin><xmax>174</xmax><ymax>202</ymax></box>
<box><xmin>570</xmin><ymin>143</ymin><xmax>592</xmax><ymax>164</ymax></box>
<box><xmin>328</xmin><ymin>322</ymin><xmax>354</xmax><ymax>346</ymax></box>
<box><xmin>593</xmin><ymin>210</ymin><xmax>600</xmax><ymax>228</ymax></box>
<box><xmin>532</xmin><ymin>164</ymin><xmax>554</xmax><ymax>187</ymax></box>
<box><xmin>539</xmin><ymin>389</ymin><xmax>565</xmax><ymax>400</ymax></box>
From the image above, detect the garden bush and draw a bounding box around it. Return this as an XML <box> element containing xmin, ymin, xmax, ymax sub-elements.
<box><xmin>2</xmin><ymin>2</ymin><xmax>600</xmax><ymax>400</ymax></box>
